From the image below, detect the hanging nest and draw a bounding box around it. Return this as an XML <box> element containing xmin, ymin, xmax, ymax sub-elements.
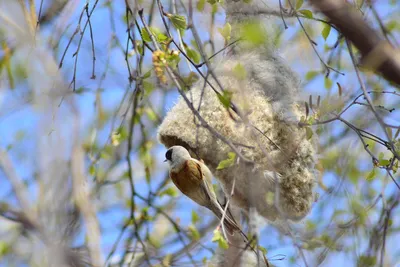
<box><xmin>158</xmin><ymin>0</ymin><xmax>318</xmax><ymax>222</ymax></box>
<box><xmin>158</xmin><ymin>46</ymin><xmax>317</xmax><ymax>222</ymax></box>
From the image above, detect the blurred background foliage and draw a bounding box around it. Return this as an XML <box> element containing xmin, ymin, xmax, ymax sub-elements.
<box><xmin>0</xmin><ymin>0</ymin><xmax>400</xmax><ymax>266</ymax></box>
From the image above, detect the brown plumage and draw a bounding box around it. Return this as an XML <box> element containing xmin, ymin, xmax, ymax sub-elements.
<box><xmin>166</xmin><ymin>146</ymin><xmax>240</xmax><ymax>235</ymax></box>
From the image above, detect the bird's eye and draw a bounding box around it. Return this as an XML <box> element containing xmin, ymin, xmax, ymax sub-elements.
<box><xmin>165</xmin><ymin>149</ymin><xmax>173</xmax><ymax>161</ymax></box>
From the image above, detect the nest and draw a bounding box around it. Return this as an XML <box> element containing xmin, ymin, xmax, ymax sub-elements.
<box><xmin>158</xmin><ymin>45</ymin><xmax>317</xmax><ymax>221</ymax></box>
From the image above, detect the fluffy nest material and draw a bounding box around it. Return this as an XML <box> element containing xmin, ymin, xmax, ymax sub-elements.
<box><xmin>158</xmin><ymin>45</ymin><xmax>317</xmax><ymax>222</ymax></box>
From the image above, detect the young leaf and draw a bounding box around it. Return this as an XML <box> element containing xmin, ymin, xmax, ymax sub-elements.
<box><xmin>141</xmin><ymin>28</ymin><xmax>152</xmax><ymax>42</ymax></box>
<box><xmin>259</xmin><ymin>246</ymin><xmax>268</xmax><ymax>255</ymax></box>
<box><xmin>188</xmin><ymin>225</ymin><xmax>200</xmax><ymax>240</ymax></box>
<box><xmin>366</xmin><ymin>168</ymin><xmax>376</xmax><ymax>181</ymax></box>
<box><xmin>306</xmin><ymin>127</ymin><xmax>313</xmax><ymax>140</ymax></box>
<box><xmin>143</xmin><ymin>81</ymin><xmax>155</xmax><ymax>95</ymax></box>
<box><xmin>168</xmin><ymin>14</ymin><xmax>187</xmax><ymax>31</ymax></box>
<box><xmin>217</xmin><ymin>90</ymin><xmax>233</xmax><ymax>109</ymax></box>
<box><xmin>322</xmin><ymin>24</ymin><xmax>331</xmax><ymax>41</ymax></box>
<box><xmin>324</xmin><ymin>77</ymin><xmax>333</xmax><ymax>89</ymax></box>
<box><xmin>191</xmin><ymin>210</ymin><xmax>200</xmax><ymax>224</ymax></box>
<box><xmin>379</xmin><ymin>159</ymin><xmax>390</xmax><ymax>167</ymax></box>
<box><xmin>142</xmin><ymin>69</ymin><xmax>152</xmax><ymax>79</ymax></box>
<box><xmin>216</xmin><ymin>152</ymin><xmax>236</xmax><ymax>170</ymax></box>
<box><xmin>145</xmin><ymin>108</ymin><xmax>158</xmax><ymax>121</ymax></box>
<box><xmin>186</xmin><ymin>46</ymin><xmax>201</xmax><ymax>64</ymax></box>
<box><xmin>239</xmin><ymin>21</ymin><xmax>267</xmax><ymax>46</ymax></box>
<box><xmin>296</xmin><ymin>0</ymin><xmax>303</xmax><ymax>10</ymax></box>
<box><xmin>393</xmin><ymin>160</ymin><xmax>398</xmax><ymax>173</ymax></box>
<box><xmin>305</xmin><ymin>71</ymin><xmax>319</xmax><ymax>81</ymax></box>
<box><xmin>299</xmin><ymin>9</ymin><xmax>313</xmax><ymax>19</ymax></box>
<box><xmin>197</xmin><ymin>0</ymin><xmax>206</xmax><ymax>11</ymax></box>
<box><xmin>212</xmin><ymin>229</ymin><xmax>229</xmax><ymax>249</ymax></box>
<box><xmin>217</xmin><ymin>23</ymin><xmax>231</xmax><ymax>42</ymax></box>
<box><xmin>232</xmin><ymin>63</ymin><xmax>247</xmax><ymax>80</ymax></box>
<box><xmin>89</xmin><ymin>165</ymin><xmax>96</xmax><ymax>176</ymax></box>
<box><xmin>160</xmin><ymin>187</ymin><xmax>179</xmax><ymax>197</ymax></box>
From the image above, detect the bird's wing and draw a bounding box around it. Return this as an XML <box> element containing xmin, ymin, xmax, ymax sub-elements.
<box><xmin>170</xmin><ymin>160</ymin><xmax>210</xmax><ymax>207</ymax></box>
<box><xmin>191</xmin><ymin>160</ymin><xmax>219</xmax><ymax>206</ymax></box>
<box><xmin>192</xmin><ymin>159</ymin><xmax>214</xmax><ymax>186</ymax></box>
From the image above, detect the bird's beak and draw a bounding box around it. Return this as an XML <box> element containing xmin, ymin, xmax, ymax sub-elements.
<box><xmin>163</xmin><ymin>159</ymin><xmax>167</xmax><ymax>162</ymax></box>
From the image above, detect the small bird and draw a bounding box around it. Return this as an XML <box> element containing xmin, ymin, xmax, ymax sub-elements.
<box><xmin>164</xmin><ymin>145</ymin><xmax>241</xmax><ymax>235</ymax></box>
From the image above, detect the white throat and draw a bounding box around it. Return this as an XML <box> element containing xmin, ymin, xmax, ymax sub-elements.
<box><xmin>169</xmin><ymin>157</ymin><xmax>186</xmax><ymax>173</ymax></box>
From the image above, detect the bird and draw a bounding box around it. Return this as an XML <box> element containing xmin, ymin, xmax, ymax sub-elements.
<box><xmin>164</xmin><ymin>145</ymin><xmax>241</xmax><ymax>235</ymax></box>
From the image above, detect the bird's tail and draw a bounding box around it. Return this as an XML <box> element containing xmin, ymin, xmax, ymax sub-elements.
<box><xmin>209</xmin><ymin>202</ymin><xmax>241</xmax><ymax>235</ymax></box>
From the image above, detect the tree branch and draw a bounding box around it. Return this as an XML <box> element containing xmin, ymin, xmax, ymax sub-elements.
<box><xmin>310</xmin><ymin>0</ymin><xmax>400</xmax><ymax>86</ymax></box>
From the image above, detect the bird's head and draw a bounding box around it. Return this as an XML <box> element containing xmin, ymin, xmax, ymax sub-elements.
<box><xmin>164</xmin><ymin>146</ymin><xmax>191</xmax><ymax>171</ymax></box>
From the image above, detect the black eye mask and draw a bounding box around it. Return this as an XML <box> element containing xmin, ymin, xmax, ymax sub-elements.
<box><xmin>165</xmin><ymin>148</ymin><xmax>173</xmax><ymax>161</ymax></box>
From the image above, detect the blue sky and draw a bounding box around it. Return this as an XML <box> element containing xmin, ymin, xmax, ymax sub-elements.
<box><xmin>1</xmin><ymin>1</ymin><xmax>400</xmax><ymax>266</ymax></box>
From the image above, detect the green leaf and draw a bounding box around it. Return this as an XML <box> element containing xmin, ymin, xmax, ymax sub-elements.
<box><xmin>217</xmin><ymin>23</ymin><xmax>231</xmax><ymax>42</ymax></box>
<box><xmin>216</xmin><ymin>152</ymin><xmax>236</xmax><ymax>170</ymax></box>
<box><xmin>239</xmin><ymin>21</ymin><xmax>267</xmax><ymax>46</ymax></box>
<box><xmin>0</xmin><ymin>241</ymin><xmax>10</xmax><ymax>257</ymax></box>
<box><xmin>322</xmin><ymin>24</ymin><xmax>331</xmax><ymax>41</ymax></box>
<box><xmin>299</xmin><ymin>9</ymin><xmax>313</xmax><ymax>19</ymax></box>
<box><xmin>259</xmin><ymin>246</ymin><xmax>268</xmax><ymax>255</ymax></box>
<box><xmin>141</xmin><ymin>28</ymin><xmax>152</xmax><ymax>42</ymax></box>
<box><xmin>186</xmin><ymin>46</ymin><xmax>201</xmax><ymax>64</ymax></box>
<box><xmin>232</xmin><ymin>63</ymin><xmax>247</xmax><ymax>80</ymax></box>
<box><xmin>387</xmin><ymin>21</ymin><xmax>399</xmax><ymax>32</ymax></box>
<box><xmin>143</xmin><ymin>80</ymin><xmax>155</xmax><ymax>95</ymax></box>
<box><xmin>188</xmin><ymin>225</ymin><xmax>200</xmax><ymax>240</ymax></box>
<box><xmin>156</xmin><ymin>32</ymin><xmax>168</xmax><ymax>42</ymax></box>
<box><xmin>148</xmin><ymin>235</ymin><xmax>161</xmax><ymax>248</ymax></box>
<box><xmin>141</xmin><ymin>27</ymin><xmax>167</xmax><ymax>43</ymax></box>
<box><xmin>166</xmin><ymin>51</ymin><xmax>181</xmax><ymax>67</ymax></box>
<box><xmin>306</xmin><ymin>127</ymin><xmax>313</xmax><ymax>140</ymax></box>
<box><xmin>142</xmin><ymin>69</ymin><xmax>152</xmax><ymax>79</ymax></box>
<box><xmin>265</xmin><ymin>191</ymin><xmax>274</xmax><ymax>205</ymax></box>
<box><xmin>358</xmin><ymin>255</ymin><xmax>376</xmax><ymax>267</ymax></box>
<box><xmin>305</xmin><ymin>71</ymin><xmax>319</xmax><ymax>81</ymax></box>
<box><xmin>191</xmin><ymin>210</ymin><xmax>200</xmax><ymax>224</ymax></box>
<box><xmin>100</xmin><ymin>145</ymin><xmax>113</xmax><ymax>160</ymax></box>
<box><xmin>366</xmin><ymin>168</ymin><xmax>376</xmax><ymax>181</ymax></box>
<box><xmin>296</xmin><ymin>0</ymin><xmax>304</xmax><ymax>10</ymax></box>
<box><xmin>145</xmin><ymin>108</ymin><xmax>158</xmax><ymax>121</ymax></box>
<box><xmin>74</xmin><ymin>87</ymin><xmax>89</xmax><ymax>94</ymax></box>
<box><xmin>324</xmin><ymin>77</ymin><xmax>333</xmax><ymax>89</ymax></box>
<box><xmin>181</xmin><ymin>71</ymin><xmax>199</xmax><ymax>87</ymax></box>
<box><xmin>197</xmin><ymin>0</ymin><xmax>206</xmax><ymax>11</ymax></box>
<box><xmin>160</xmin><ymin>186</ymin><xmax>179</xmax><ymax>197</ymax></box>
<box><xmin>89</xmin><ymin>165</ymin><xmax>96</xmax><ymax>176</ymax></box>
<box><xmin>393</xmin><ymin>160</ymin><xmax>398</xmax><ymax>173</ymax></box>
<box><xmin>207</xmin><ymin>0</ymin><xmax>220</xmax><ymax>4</ymax></box>
<box><xmin>379</xmin><ymin>159</ymin><xmax>390</xmax><ymax>167</ymax></box>
<box><xmin>211</xmin><ymin>2</ymin><xmax>218</xmax><ymax>14</ymax></box>
<box><xmin>1</xmin><ymin>42</ymin><xmax>14</xmax><ymax>89</ymax></box>
<box><xmin>168</xmin><ymin>14</ymin><xmax>187</xmax><ymax>31</ymax></box>
<box><xmin>217</xmin><ymin>90</ymin><xmax>233</xmax><ymax>109</ymax></box>
<box><xmin>212</xmin><ymin>229</ymin><xmax>229</xmax><ymax>249</ymax></box>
